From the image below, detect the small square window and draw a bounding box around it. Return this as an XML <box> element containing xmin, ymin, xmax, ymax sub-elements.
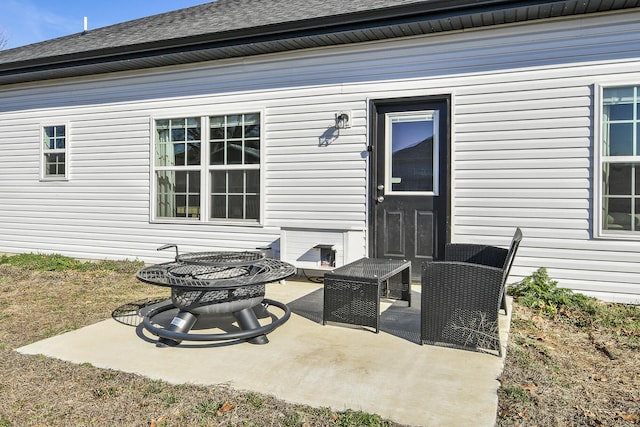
<box><xmin>42</xmin><ymin>125</ymin><xmax>67</xmax><ymax>179</ymax></box>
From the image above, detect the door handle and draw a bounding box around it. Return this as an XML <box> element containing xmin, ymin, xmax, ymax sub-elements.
<box><xmin>376</xmin><ymin>196</ymin><xmax>385</xmax><ymax>203</ymax></box>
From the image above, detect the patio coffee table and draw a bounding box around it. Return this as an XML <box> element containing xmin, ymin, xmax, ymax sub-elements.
<box><xmin>323</xmin><ymin>258</ymin><xmax>412</xmax><ymax>333</ymax></box>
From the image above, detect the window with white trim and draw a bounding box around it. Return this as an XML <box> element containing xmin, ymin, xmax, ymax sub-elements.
<box><xmin>42</xmin><ymin>125</ymin><xmax>67</xmax><ymax>179</ymax></box>
<box><xmin>153</xmin><ymin>113</ymin><xmax>261</xmax><ymax>222</ymax></box>
<box><xmin>601</xmin><ymin>86</ymin><xmax>640</xmax><ymax>233</ymax></box>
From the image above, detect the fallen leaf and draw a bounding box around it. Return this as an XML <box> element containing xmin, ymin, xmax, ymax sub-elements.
<box><xmin>591</xmin><ymin>374</ymin><xmax>608</xmax><ymax>382</ymax></box>
<box><xmin>577</xmin><ymin>405</ymin><xmax>599</xmax><ymax>420</ymax></box>
<box><xmin>517</xmin><ymin>407</ymin><xmax>528</xmax><ymax>419</ymax></box>
<box><xmin>521</xmin><ymin>384</ymin><xmax>538</xmax><ymax>396</ymax></box>
<box><xmin>216</xmin><ymin>401</ymin><xmax>236</xmax><ymax>416</ymax></box>
<box><xmin>616</xmin><ymin>411</ymin><xmax>639</xmax><ymax>422</ymax></box>
<box><xmin>534</xmin><ymin>332</ymin><xmax>547</xmax><ymax>341</ymax></box>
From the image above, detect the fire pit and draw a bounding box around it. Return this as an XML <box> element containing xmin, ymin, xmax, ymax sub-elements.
<box><xmin>136</xmin><ymin>247</ymin><xmax>296</xmax><ymax>346</ymax></box>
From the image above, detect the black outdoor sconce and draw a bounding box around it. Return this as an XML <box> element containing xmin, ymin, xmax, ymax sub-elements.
<box><xmin>335</xmin><ymin>111</ymin><xmax>351</xmax><ymax>129</ymax></box>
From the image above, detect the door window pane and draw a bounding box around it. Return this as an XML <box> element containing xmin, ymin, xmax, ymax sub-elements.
<box><xmin>387</xmin><ymin>113</ymin><xmax>437</xmax><ymax>193</ymax></box>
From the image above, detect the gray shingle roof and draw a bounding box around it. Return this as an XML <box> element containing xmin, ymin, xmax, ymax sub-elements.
<box><xmin>0</xmin><ymin>0</ymin><xmax>426</xmax><ymax>64</ymax></box>
<box><xmin>1</xmin><ymin>0</ymin><xmax>639</xmax><ymax>85</ymax></box>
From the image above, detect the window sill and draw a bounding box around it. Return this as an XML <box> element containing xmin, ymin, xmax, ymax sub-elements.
<box><xmin>40</xmin><ymin>177</ymin><xmax>69</xmax><ymax>182</ymax></box>
<box><xmin>595</xmin><ymin>230</ymin><xmax>640</xmax><ymax>240</ymax></box>
<box><xmin>151</xmin><ymin>218</ymin><xmax>263</xmax><ymax>227</ymax></box>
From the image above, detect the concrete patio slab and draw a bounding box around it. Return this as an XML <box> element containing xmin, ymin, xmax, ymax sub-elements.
<box><xmin>17</xmin><ymin>279</ymin><xmax>510</xmax><ymax>426</ymax></box>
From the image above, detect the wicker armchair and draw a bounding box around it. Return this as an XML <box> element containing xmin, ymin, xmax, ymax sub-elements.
<box><xmin>421</xmin><ymin>228</ymin><xmax>522</xmax><ymax>356</ymax></box>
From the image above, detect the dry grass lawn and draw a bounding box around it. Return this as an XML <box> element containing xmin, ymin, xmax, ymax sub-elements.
<box><xmin>0</xmin><ymin>255</ymin><xmax>638</xmax><ymax>426</ymax></box>
<box><xmin>0</xmin><ymin>258</ymin><xmax>403</xmax><ymax>427</ymax></box>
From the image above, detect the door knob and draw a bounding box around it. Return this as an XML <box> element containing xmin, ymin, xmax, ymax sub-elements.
<box><xmin>376</xmin><ymin>196</ymin><xmax>385</xmax><ymax>203</ymax></box>
<box><xmin>377</xmin><ymin>184</ymin><xmax>384</xmax><ymax>191</ymax></box>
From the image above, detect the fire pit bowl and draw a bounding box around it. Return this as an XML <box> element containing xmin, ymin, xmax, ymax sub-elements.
<box><xmin>136</xmin><ymin>250</ymin><xmax>296</xmax><ymax>346</ymax></box>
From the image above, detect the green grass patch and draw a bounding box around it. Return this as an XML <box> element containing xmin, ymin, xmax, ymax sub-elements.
<box><xmin>0</xmin><ymin>253</ymin><xmax>143</xmax><ymax>273</ymax></box>
<box><xmin>509</xmin><ymin>268</ymin><xmax>633</xmax><ymax>321</ymax></box>
<box><xmin>92</xmin><ymin>386</ymin><xmax>118</xmax><ymax>399</ymax></box>
<box><xmin>143</xmin><ymin>380</ymin><xmax>165</xmax><ymax>397</ymax></box>
<box><xmin>499</xmin><ymin>384</ymin><xmax>532</xmax><ymax>404</ymax></box>
<box><xmin>245</xmin><ymin>392</ymin><xmax>265</xmax><ymax>409</ymax></box>
<box><xmin>194</xmin><ymin>399</ymin><xmax>222</xmax><ymax>421</ymax></box>
<box><xmin>36</xmin><ymin>324</ymin><xmax>80</xmax><ymax>340</ymax></box>
<box><xmin>508</xmin><ymin>268</ymin><xmax>596</xmax><ymax>318</ymax></box>
<box><xmin>334</xmin><ymin>409</ymin><xmax>387</xmax><ymax>427</ymax></box>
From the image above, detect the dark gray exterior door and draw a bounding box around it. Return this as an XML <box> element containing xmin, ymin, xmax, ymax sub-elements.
<box><xmin>369</xmin><ymin>97</ymin><xmax>450</xmax><ymax>279</ymax></box>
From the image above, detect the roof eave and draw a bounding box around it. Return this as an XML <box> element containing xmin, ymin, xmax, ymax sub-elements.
<box><xmin>0</xmin><ymin>0</ymin><xmax>635</xmax><ymax>85</ymax></box>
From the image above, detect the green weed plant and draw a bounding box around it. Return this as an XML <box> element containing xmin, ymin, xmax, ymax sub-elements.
<box><xmin>508</xmin><ymin>267</ymin><xmax>596</xmax><ymax>319</ymax></box>
<box><xmin>509</xmin><ymin>268</ymin><xmax>639</xmax><ymax>345</ymax></box>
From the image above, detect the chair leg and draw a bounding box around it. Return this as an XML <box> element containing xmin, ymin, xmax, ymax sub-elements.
<box><xmin>500</xmin><ymin>293</ymin><xmax>508</xmax><ymax>316</ymax></box>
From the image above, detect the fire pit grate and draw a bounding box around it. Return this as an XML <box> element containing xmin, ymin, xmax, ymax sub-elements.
<box><xmin>134</xmin><ymin>248</ymin><xmax>296</xmax><ymax>346</ymax></box>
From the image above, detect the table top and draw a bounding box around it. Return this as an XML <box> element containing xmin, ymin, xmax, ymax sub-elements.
<box><xmin>136</xmin><ymin>252</ymin><xmax>296</xmax><ymax>290</ymax></box>
<box><xmin>325</xmin><ymin>258</ymin><xmax>411</xmax><ymax>282</ymax></box>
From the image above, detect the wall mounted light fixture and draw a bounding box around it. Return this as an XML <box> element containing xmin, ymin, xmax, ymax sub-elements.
<box><xmin>335</xmin><ymin>111</ymin><xmax>351</xmax><ymax>129</ymax></box>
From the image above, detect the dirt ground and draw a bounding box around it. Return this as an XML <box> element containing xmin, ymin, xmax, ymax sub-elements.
<box><xmin>0</xmin><ymin>261</ymin><xmax>638</xmax><ymax>426</ymax></box>
<box><xmin>497</xmin><ymin>303</ymin><xmax>640</xmax><ymax>426</ymax></box>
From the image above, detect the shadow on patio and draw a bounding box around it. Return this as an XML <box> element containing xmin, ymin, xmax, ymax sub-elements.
<box><xmin>287</xmin><ymin>285</ymin><xmax>423</xmax><ymax>345</ymax></box>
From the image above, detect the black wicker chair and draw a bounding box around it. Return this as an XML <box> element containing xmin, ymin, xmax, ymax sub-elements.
<box><xmin>420</xmin><ymin>228</ymin><xmax>522</xmax><ymax>356</ymax></box>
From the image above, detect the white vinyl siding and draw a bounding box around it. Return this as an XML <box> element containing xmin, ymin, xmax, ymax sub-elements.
<box><xmin>1</xmin><ymin>10</ymin><xmax>640</xmax><ymax>301</ymax></box>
